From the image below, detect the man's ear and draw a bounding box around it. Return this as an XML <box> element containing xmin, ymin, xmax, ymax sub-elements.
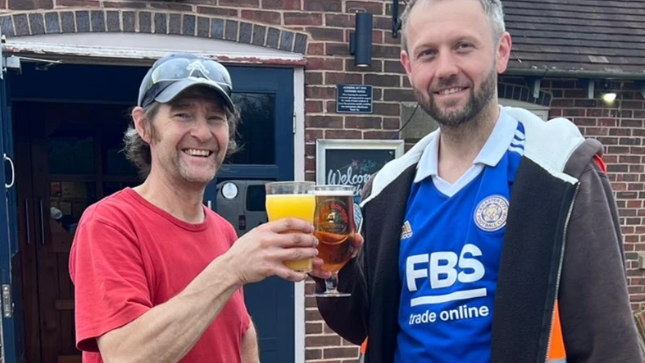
<box><xmin>401</xmin><ymin>50</ymin><xmax>414</xmax><ymax>88</ymax></box>
<box><xmin>132</xmin><ymin>107</ymin><xmax>152</xmax><ymax>144</ymax></box>
<box><xmin>496</xmin><ymin>32</ymin><xmax>512</xmax><ymax>74</ymax></box>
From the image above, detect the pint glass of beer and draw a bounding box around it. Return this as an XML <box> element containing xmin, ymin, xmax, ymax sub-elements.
<box><xmin>265</xmin><ymin>181</ymin><xmax>315</xmax><ymax>272</ymax></box>
<box><xmin>313</xmin><ymin>185</ymin><xmax>356</xmax><ymax>297</ymax></box>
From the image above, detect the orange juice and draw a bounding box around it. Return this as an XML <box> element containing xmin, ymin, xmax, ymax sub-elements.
<box><xmin>266</xmin><ymin>194</ymin><xmax>316</xmax><ymax>271</ymax></box>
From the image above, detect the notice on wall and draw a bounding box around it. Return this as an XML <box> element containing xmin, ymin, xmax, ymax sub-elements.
<box><xmin>336</xmin><ymin>84</ymin><xmax>373</xmax><ymax>114</ymax></box>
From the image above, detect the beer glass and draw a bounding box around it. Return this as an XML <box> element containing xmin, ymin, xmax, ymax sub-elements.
<box><xmin>313</xmin><ymin>185</ymin><xmax>356</xmax><ymax>298</ymax></box>
<box><xmin>265</xmin><ymin>181</ymin><xmax>315</xmax><ymax>272</ymax></box>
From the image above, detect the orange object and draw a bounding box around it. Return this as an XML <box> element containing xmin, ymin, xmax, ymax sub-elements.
<box><xmin>547</xmin><ymin>303</ymin><xmax>567</xmax><ymax>361</ymax></box>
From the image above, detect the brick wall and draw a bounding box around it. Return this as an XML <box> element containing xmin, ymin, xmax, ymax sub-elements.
<box><xmin>535</xmin><ymin>78</ymin><xmax>645</xmax><ymax>311</ymax></box>
<box><xmin>1</xmin><ymin>1</ymin><xmax>644</xmax><ymax>362</ymax></box>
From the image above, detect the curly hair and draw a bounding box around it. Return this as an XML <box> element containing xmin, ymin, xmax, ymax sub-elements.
<box><xmin>123</xmin><ymin>90</ymin><xmax>240</xmax><ymax>179</ymax></box>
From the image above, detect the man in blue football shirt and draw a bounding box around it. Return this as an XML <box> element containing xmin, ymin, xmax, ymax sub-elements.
<box><xmin>312</xmin><ymin>0</ymin><xmax>642</xmax><ymax>362</ymax></box>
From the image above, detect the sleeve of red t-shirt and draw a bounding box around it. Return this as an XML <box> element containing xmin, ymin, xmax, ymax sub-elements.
<box><xmin>69</xmin><ymin>207</ymin><xmax>152</xmax><ymax>352</ymax></box>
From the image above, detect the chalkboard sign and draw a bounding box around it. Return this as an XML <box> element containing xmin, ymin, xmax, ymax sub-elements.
<box><xmin>336</xmin><ymin>85</ymin><xmax>373</xmax><ymax>114</ymax></box>
<box><xmin>316</xmin><ymin>139</ymin><xmax>405</xmax><ymax>203</ymax></box>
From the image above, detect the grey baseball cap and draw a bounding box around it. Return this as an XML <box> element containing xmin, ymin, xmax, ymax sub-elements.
<box><xmin>137</xmin><ymin>53</ymin><xmax>235</xmax><ymax>112</ymax></box>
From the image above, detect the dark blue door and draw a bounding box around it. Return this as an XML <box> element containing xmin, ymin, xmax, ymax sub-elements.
<box><xmin>0</xmin><ymin>70</ymin><xmax>23</xmax><ymax>363</ymax></box>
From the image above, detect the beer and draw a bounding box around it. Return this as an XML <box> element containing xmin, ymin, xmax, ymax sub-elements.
<box><xmin>314</xmin><ymin>189</ymin><xmax>356</xmax><ymax>273</ymax></box>
<box><xmin>265</xmin><ymin>181</ymin><xmax>315</xmax><ymax>272</ymax></box>
<box><xmin>265</xmin><ymin>194</ymin><xmax>315</xmax><ymax>272</ymax></box>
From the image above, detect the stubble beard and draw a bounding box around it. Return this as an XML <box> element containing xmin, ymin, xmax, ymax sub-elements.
<box><xmin>415</xmin><ymin>67</ymin><xmax>497</xmax><ymax>128</ymax></box>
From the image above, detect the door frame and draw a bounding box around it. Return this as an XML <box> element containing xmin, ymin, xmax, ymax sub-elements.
<box><xmin>4</xmin><ymin>38</ymin><xmax>307</xmax><ymax>363</ymax></box>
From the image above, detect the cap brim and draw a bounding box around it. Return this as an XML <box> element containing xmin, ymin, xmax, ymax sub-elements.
<box><xmin>154</xmin><ymin>78</ymin><xmax>235</xmax><ymax>112</ymax></box>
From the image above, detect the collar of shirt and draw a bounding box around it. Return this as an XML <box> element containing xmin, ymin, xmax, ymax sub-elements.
<box><xmin>414</xmin><ymin>107</ymin><xmax>519</xmax><ymax>184</ymax></box>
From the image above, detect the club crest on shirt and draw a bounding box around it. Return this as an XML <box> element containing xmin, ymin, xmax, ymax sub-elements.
<box><xmin>401</xmin><ymin>220</ymin><xmax>413</xmax><ymax>240</ymax></box>
<box><xmin>474</xmin><ymin>195</ymin><xmax>509</xmax><ymax>232</ymax></box>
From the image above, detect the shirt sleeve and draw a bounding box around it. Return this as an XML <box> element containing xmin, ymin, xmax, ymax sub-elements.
<box><xmin>69</xmin><ymin>213</ymin><xmax>152</xmax><ymax>352</ymax></box>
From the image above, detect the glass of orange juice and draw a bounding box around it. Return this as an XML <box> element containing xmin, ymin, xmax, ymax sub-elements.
<box><xmin>265</xmin><ymin>181</ymin><xmax>316</xmax><ymax>272</ymax></box>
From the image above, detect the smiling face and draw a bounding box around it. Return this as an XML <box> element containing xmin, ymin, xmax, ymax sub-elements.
<box><xmin>133</xmin><ymin>87</ymin><xmax>230</xmax><ymax>187</ymax></box>
<box><xmin>400</xmin><ymin>0</ymin><xmax>511</xmax><ymax>127</ymax></box>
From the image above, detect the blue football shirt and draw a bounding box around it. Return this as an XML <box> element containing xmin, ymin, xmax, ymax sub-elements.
<box><xmin>396</xmin><ymin>110</ymin><xmax>525</xmax><ymax>363</ymax></box>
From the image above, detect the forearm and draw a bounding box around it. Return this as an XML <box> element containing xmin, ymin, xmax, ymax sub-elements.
<box><xmin>241</xmin><ymin>322</ymin><xmax>260</xmax><ymax>363</ymax></box>
<box><xmin>98</xmin><ymin>255</ymin><xmax>241</xmax><ymax>363</ymax></box>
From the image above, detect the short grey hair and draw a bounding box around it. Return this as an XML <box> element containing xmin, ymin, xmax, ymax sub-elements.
<box><xmin>400</xmin><ymin>0</ymin><xmax>506</xmax><ymax>51</ymax></box>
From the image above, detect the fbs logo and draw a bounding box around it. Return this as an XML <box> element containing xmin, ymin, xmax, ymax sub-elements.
<box><xmin>401</xmin><ymin>221</ymin><xmax>413</xmax><ymax>240</ymax></box>
<box><xmin>406</xmin><ymin>244</ymin><xmax>486</xmax><ymax>307</ymax></box>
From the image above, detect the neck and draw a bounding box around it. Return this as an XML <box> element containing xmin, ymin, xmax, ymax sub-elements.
<box><xmin>437</xmin><ymin>103</ymin><xmax>500</xmax><ymax>183</ymax></box>
<box><xmin>134</xmin><ymin>168</ymin><xmax>206</xmax><ymax>224</ymax></box>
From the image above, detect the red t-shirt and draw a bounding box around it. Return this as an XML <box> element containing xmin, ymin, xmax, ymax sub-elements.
<box><xmin>69</xmin><ymin>188</ymin><xmax>251</xmax><ymax>363</ymax></box>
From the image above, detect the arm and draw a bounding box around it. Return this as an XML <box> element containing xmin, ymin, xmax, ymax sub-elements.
<box><xmin>241</xmin><ymin>322</ymin><xmax>260</xmax><ymax>363</ymax></box>
<box><xmin>98</xmin><ymin>256</ymin><xmax>242</xmax><ymax>363</ymax></box>
<box><xmin>73</xmin><ymin>217</ymin><xmax>318</xmax><ymax>363</ymax></box>
<box><xmin>560</xmin><ymin>161</ymin><xmax>642</xmax><ymax>363</ymax></box>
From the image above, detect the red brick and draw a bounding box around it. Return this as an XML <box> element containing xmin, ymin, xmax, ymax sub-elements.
<box><xmin>149</xmin><ymin>2</ymin><xmax>192</xmax><ymax>10</ymax></box>
<box><xmin>8</xmin><ymin>0</ymin><xmax>52</xmax><ymax>9</ymax></box>
<box><xmin>383</xmin><ymin>117</ymin><xmax>401</xmax><ymax>129</ymax></box>
<box><xmin>284</xmin><ymin>12</ymin><xmax>323</xmax><ymax>26</ymax></box>
<box><xmin>345</xmin><ymin>116</ymin><xmax>381</xmax><ymax>129</ymax></box>
<box><xmin>305</xmin><ymin>308</ymin><xmax>323</xmax><ymax>321</ymax></box>
<box><xmin>103</xmin><ymin>1</ymin><xmax>146</xmax><ymax>8</ymax></box>
<box><xmin>220</xmin><ymin>0</ymin><xmax>259</xmax><ymax>7</ymax></box>
<box><xmin>305</xmin><ymin>158</ymin><xmax>316</xmax><ymax>170</ymax></box>
<box><xmin>304</xmin><ymin>0</ymin><xmax>341</xmax><ymax>12</ymax></box>
<box><xmin>373</xmin><ymin>44</ymin><xmax>401</xmax><ymax>58</ymax></box>
<box><xmin>241</xmin><ymin>10</ymin><xmax>281</xmax><ymax>25</ymax></box>
<box><xmin>384</xmin><ymin>60</ymin><xmax>405</xmax><ymax>73</ymax></box>
<box><xmin>305</xmin><ymin>334</ymin><xmax>341</xmax><ymax>347</ymax></box>
<box><xmin>197</xmin><ymin>6</ymin><xmax>239</xmax><ymax>16</ymax></box>
<box><xmin>325</xmin><ymin>13</ymin><xmax>352</xmax><ymax>27</ymax></box>
<box><xmin>384</xmin><ymin>89</ymin><xmax>414</xmax><ymax>102</ymax></box>
<box><xmin>372</xmin><ymin>29</ymin><xmax>385</xmax><ymax>44</ymax></box>
<box><xmin>305</xmin><ymin>349</ymin><xmax>323</xmax><ymax>360</ymax></box>
<box><xmin>306</xmin><ymin>86</ymin><xmax>336</xmax><ymax>99</ymax></box>
<box><xmin>365</xmin><ymin>74</ymin><xmax>400</xmax><ymax>87</ymax></box>
<box><xmin>306</xmin><ymin>100</ymin><xmax>323</xmax><ymax>113</ymax></box>
<box><xmin>305</xmin><ymin>72</ymin><xmax>323</xmax><ymax>85</ymax></box>
<box><xmin>326</xmin><ymin>101</ymin><xmax>336</xmax><ymax>113</ymax></box>
<box><xmin>324</xmin><ymin>346</ymin><xmax>360</xmax><ymax>359</ymax></box>
<box><xmin>325</xmin><ymin>72</ymin><xmax>363</xmax><ymax>84</ymax></box>
<box><xmin>56</xmin><ymin>0</ymin><xmax>98</xmax><ymax>6</ymax></box>
<box><xmin>325</xmin><ymin>129</ymin><xmax>362</xmax><ymax>139</ymax></box>
<box><xmin>305</xmin><ymin>144</ymin><xmax>316</xmax><ymax>156</ymax></box>
<box><xmin>306</xmin><ymin>322</ymin><xmax>323</xmax><ymax>334</ymax></box>
<box><xmin>364</xmin><ymin>130</ymin><xmax>396</xmax><ymax>139</ymax></box>
<box><xmin>262</xmin><ymin>0</ymin><xmax>301</xmax><ymax>10</ymax></box>
<box><xmin>307</xmin><ymin>27</ymin><xmax>344</xmax><ymax>41</ymax></box>
<box><xmin>307</xmin><ymin>43</ymin><xmax>325</xmax><ymax>55</ymax></box>
<box><xmin>307</xmin><ymin>116</ymin><xmax>343</xmax><ymax>128</ymax></box>
<box><xmin>307</xmin><ymin>58</ymin><xmax>344</xmax><ymax>71</ymax></box>
<box><xmin>305</xmin><ymin>129</ymin><xmax>323</xmax><ymax>142</ymax></box>
<box><xmin>326</xmin><ymin>42</ymin><xmax>350</xmax><ymax>56</ymax></box>
<box><xmin>346</xmin><ymin>1</ymin><xmax>384</xmax><ymax>15</ymax></box>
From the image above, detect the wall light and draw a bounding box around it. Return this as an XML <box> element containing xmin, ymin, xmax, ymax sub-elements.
<box><xmin>349</xmin><ymin>12</ymin><xmax>373</xmax><ymax>67</ymax></box>
<box><xmin>602</xmin><ymin>92</ymin><xmax>617</xmax><ymax>104</ymax></box>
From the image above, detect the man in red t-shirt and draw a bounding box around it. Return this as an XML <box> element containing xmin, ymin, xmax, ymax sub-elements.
<box><xmin>69</xmin><ymin>53</ymin><xmax>319</xmax><ymax>363</ymax></box>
